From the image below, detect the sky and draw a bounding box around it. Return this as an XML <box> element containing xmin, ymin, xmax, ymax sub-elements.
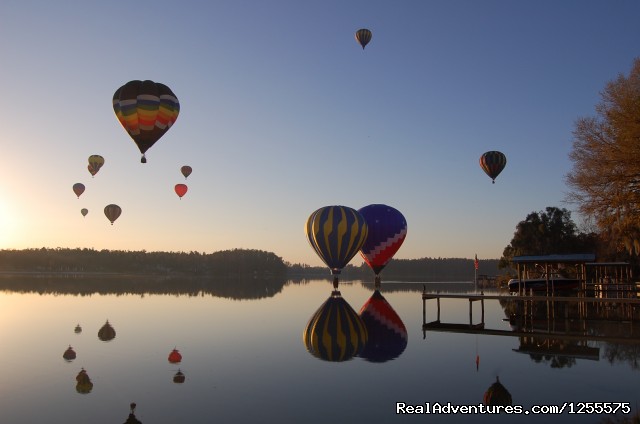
<box><xmin>0</xmin><ymin>0</ymin><xmax>639</xmax><ymax>267</ymax></box>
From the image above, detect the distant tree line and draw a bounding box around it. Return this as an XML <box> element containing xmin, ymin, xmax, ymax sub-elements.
<box><xmin>0</xmin><ymin>247</ymin><xmax>287</xmax><ymax>278</ymax></box>
<box><xmin>0</xmin><ymin>248</ymin><xmax>500</xmax><ymax>282</ymax></box>
<box><xmin>289</xmin><ymin>257</ymin><xmax>502</xmax><ymax>281</ymax></box>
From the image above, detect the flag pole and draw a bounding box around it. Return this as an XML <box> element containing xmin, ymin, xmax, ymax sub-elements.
<box><xmin>474</xmin><ymin>254</ymin><xmax>478</xmax><ymax>294</ymax></box>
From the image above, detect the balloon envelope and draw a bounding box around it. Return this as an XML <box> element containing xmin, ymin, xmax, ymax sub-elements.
<box><xmin>358</xmin><ymin>204</ymin><xmax>407</xmax><ymax>275</ymax></box>
<box><xmin>168</xmin><ymin>348</ymin><xmax>182</xmax><ymax>363</ymax></box>
<box><xmin>305</xmin><ymin>206</ymin><xmax>368</xmax><ymax>275</ymax></box>
<box><xmin>358</xmin><ymin>290</ymin><xmax>408</xmax><ymax>362</ymax></box>
<box><xmin>303</xmin><ymin>291</ymin><xmax>368</xmax><ymax>362</ymax></box>
<box><xmin>88</xmin><ymin>155</ymin><xmax>104</xmax><ymax>176</ymax></box>
<box><xmin>484</xmin><ymin>377</ymin><xmax>512</xmax><ymax>406</ymax></box>
<box><xmin>479</xmin><ymin>151</ymin><xmax>507</xmax><ymax>183</ymax></box>
<box><xmin>81</xmin><ymin>208</ymin><xmax>88</xmax><ymax>217</ymax></box>
<box><xmin>355</xmin><ymin>28</ymin><xmax>372</xmax><ymax>49</ymax></box>
<box><xmin>181</xmin><ymin>165</ymin><xmax>192</xmax><ymax>179</ymax></box>
<box><xmin>112</xmin><ymin>80</ymin><xmax>180</xmax><ymax>163</ymax></box>
<box><xmin>104</xmin><ymin>204</ymin><xmax>122</xmax><ymax>225</ymax></box>
<box><xmin>174</xmin><ymin>184</ymin><xmax>188</xmax><ymax>199</ymax></box>
<box><xmin>98</xmin><ymin>320</ymin><xmax>116</xmax><ymax>341</ymax></box>
<box><xmin>72</xmin><ymin>183</ymin><xmax>85</xmax><ymax>198</ymax></box>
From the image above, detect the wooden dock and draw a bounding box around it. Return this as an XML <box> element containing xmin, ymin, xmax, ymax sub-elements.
<box><xmin>421</xmin><ymin>291</ymin><xmax>640</xmax><ymax>344</ymax></box>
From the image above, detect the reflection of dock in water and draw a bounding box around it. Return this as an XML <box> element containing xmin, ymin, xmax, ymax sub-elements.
<box><xmin>421</xmin><ymin>291</ymin><xmax>640</xmax><ymax>345</ymax></box>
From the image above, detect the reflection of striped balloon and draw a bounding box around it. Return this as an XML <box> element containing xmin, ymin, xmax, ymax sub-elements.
<box><xmin>113</xmin><ymin>80</ymin><xmax>180</xmax><ymax>160</ymax></box>
<box><xmin>479</xmin><ymin>151</ymin><xmax>507</xmax><ymax>183</ymax></box>
<box><xmin>359</xmin><ymin>290</ymin><xmax>408</xmax><ymax>362</ymax></box>
<box><xmin>305</xmin><ymin>206</ymin><xmax>368</xmax><ymax>275</ymax></box>
<box><xmin>359</xmin><ymin>204</ymin><xmax>407</xmax><ymax>275</ymax></box>
<box><xmin>303</xmin><ymin>291</ymin><xmax>368</xmax><ymax>362</ymax></box>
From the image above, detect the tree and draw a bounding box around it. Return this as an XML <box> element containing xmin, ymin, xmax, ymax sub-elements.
<box><xmin>499</xmin><ymin>207</ymin><xmax>597</xmax><ymax>268</ymax></box>
<box><xmin>566</xmin><ymin>58</ymin><xmax>640</xmax><ymax>256</ymax></box>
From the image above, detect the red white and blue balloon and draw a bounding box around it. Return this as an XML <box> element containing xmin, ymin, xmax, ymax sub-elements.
<box><xmin>358</xmin><ymin>204</ymin><xmax>407</xmax><ymax>275</ymax></box>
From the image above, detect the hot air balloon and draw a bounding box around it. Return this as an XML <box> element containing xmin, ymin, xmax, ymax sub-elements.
<box><xmin>355</xmin><ymin>28</ymin><xmax>372</xmax><ymax>49</ymax></box>
<box><xmin>104</xmin><ymin>204</ymin><xmax>122</xmax><ymax>225</ymax></box>
<box><xmin>479</xmin><ymin>151</ymin><xmax>507</xmax><ymax>184</ymax></box>
<box><xmin>75</xmin><ymin>368</ymin><xmax>93</xmax><ymax>394</ymax></box>
<box><xmin>174</xmin><ymin>184</ymin><xmax>188</xmax><ymax>199</ymax></box>
<box><xmin>74</xmin><ymin>323</ymin><xmax>82</xmax><ymax>333</ymax></box>
<box><xmin>88</xmin><ymin>155</ymin><xmax>104</xmax><ymax>177</ymax></box>
<box><xmin>98</xmin><ymin>320</ymin><xmax>116</xmax><ymax>341</ymax></box>
<box><xmin>181</xmin><ymin>165</ymin><xmax>192</xmax><ymax>179</ymax></box>
<box><xmin>483</xmin><ymin>376</ymin><xmax>512</xmax><ymax>406</ymax></box>
<box><xmin>63</xmin><ymin>345</ymin><xmax>77</xmax><ymax>361</ymax></box>
<box><xmin>173</xmin><ymin>369</ymin><xmax>186</xmax><ymax>383</ymax></box>
<box><xmin>358</xmin><ymin>290</ymin><xmax>408</xmax><ymax>362</ymax></box>
<box><xmin>80</xmin><ymin>208</ymin><xmax>88</xmax><ymax>217</ymax></box>
<box><xmin>112</xmin><ymin>80</ymin><xmax>180</xmax><ymax>163</ymax></box>
<box><xmin>358</xmin><ymin>204</ymin><xmax>407</xmax><ymax>283</ymax></box>
<box><xmin>305</xmin><ymin>205</ymin><xmax>368</xmax><ymax>288</ymax></box>
<box><xmin>72</xmin><ymin>183</ymin><xmax>85</xmax><ymax>199</ymax></box>
<box><xmin>303</xmin><ymin>290</ymin><xmax>368</xmax><ymax>362</ymax></box>
<box><xmin>168</xmin><ymin>348</ymin><xmax>182</xmax><ymax>363</ymax></box>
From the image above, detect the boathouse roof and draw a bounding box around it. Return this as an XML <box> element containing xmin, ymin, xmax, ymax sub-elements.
<box><xmin>512</xmin><ymin>254</ymin><xmax>596</xmax><ymax>264</ymax></box>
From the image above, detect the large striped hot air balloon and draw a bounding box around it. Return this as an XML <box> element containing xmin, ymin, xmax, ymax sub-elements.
<box><xmin>303</xmin><ymin>290</ymin><xmax>368</xmax><ymax>362</ymax></box>
<box><xmin>305</xmin><ymin>206</ymin><xmax>368</xmax><ymax>287</ymax></box>
<box><xmin>112</xmin><ymin>80</ymin><xmax>180</xmax><ymax>163</ymax></box>
<box><xmin>358</xmin><ymin>204</ymin><xmax>407</xmax><ymax>280</ymax></box>
<box><xmin>479</xmin><ymin>151</ymin><xmax>507</xmax><ymax>184</ymax></box>
<box><xmin>358</xmin><ymin>290</ymin><xmax>408</xmax><ymax>362</ymax></box>
<box><xmin>355</xmin><ymin>28</ymin><xmax>372</xmax><ymax>49</ymax></box>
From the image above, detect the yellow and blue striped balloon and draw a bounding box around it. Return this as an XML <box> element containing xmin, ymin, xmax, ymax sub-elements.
<box><xmin>305</xmin><ymin>206</ymin><xmax>368</xmax><ymax>275</ymax></box>
<box><xmin>303</xmin><ymin>291</ymin><xmax>368</xmax><ymax>362</ymax></box>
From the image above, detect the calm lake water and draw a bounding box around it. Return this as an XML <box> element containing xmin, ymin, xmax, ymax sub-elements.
<box><xmin>0</xmin><ymin>277</ymin><xmax>638</xmax><ymax>423</ymax></box>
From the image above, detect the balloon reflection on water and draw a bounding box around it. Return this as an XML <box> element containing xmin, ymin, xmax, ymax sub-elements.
<box><xmin>303</xmin><ymin>289</ymin><xmax>368</xmax><ymax>362</ymax></box>
<box><xmin>98</xmin><ymin>319</ymin><xmax>116</xmax><ymax>342</ymax></box>
<box><xmin>75</xmin><ymin>368</ymin><xmax>93</xmax><ymax>394</ymax></box>
<box><xmin>358</xmin><ymin>289</ymin><xmax>408</xmax><ymax>362</ymax></box>
<box><xmin>62</xmin><ymin>345</ymin><xmax>76</xmax><ymax>361</ymax></box>
<box><xmin>483</xmin><ymin>376</ymin><xmax>512</xmax><ymax>406</ymax></box>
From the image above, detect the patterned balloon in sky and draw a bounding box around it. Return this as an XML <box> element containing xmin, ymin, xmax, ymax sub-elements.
<box><xmin>303</xmin><ymin>290</ymin><xmax>368</xmax><ymax>362</ymax></box>
<box><xmin>181</xmin><ymin>165</ymin><xmax>192</xmax><ymax>179</ymax></box>
<box><xmin>103</xmin><ymin>204</ymin><xmax>122</xmax><ymax>225</ymax></box>
<box><xmin>112</xmin><ymin>80</ymin><xmax>180</xmax><ymax>163</ymax></box>
<box><xmin>305</xmin><ymin>205</ymin><xmax>368</xmax><ymax>276</ymax></box>
<box><xmin>479</xmin><ymin>151</ymin><xmax>507</xmax><ymax>184</ymax></box>
<box><xmin>355</xmin><ymin>28</ymin><xmax>372</xmax><ymax>49</ymax></box>
<box><xmin>72</xmin><ymin>183</ymin><xmax>85</xmax><ymax>199</ymax></box>
<box><xmin>88</xmin><ymin>155</ymin><xmax>104</xmax><ymax>177</ymax></box>
<box><xmin>358</xmin><ymin>204</ymin><xmax>407</xmax><ymax>276</ymax></box>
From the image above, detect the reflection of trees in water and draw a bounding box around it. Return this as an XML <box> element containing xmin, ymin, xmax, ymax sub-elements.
<box><xmin>0</xmin><ymin>275</ymin><xmax>287</xmax><ymax>300</ymax></box>
<box><xmin>499</xmin><ymin>297</ymin><xmax>640</xmax><ymax>369</ymax></box>
<box><xmin>603</xmin><ymin>344</ymin><xmax>640</xmax><ymax>370</ymax></box>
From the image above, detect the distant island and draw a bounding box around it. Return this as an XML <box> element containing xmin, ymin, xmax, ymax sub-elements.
<box><xmin>0</xmin><ymin>247</ymin><xmax>502</xmax><ymax>282</ymax></box>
